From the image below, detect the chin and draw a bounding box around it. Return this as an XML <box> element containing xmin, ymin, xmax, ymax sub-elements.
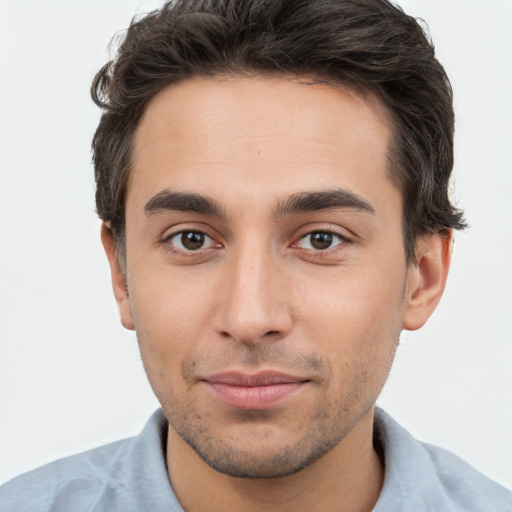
<box><xmin>178</xmin><ymin>424</ymin><xmax>341</xmax><ymax>479</ymax></box>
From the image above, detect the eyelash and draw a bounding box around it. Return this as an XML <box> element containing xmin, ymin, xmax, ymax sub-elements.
<box><xmin>292</xmin><ymin>229</ymin><xmax>351</xmax><ymax>256</ymax></box>
<box><xmin>161</xmin><ymin>229</ymin><xmax>221</xmax><ymax>258</ymax></box>
<box><xmin>161</xmin><ymin>227</ymin><xmax>352</xmax><ymax>259</ymax></box>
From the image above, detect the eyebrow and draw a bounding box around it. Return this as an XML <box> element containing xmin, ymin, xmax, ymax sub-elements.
<box><xmin>143</xmin><ymin>188</ymin><xmax>375</xmax><ymax>219</ymax></box>
<box><xmin>275</xmin><ymin>189</ymin><xmax>375</xmax><ymax>217</ymax></box>
<box><xmin>144</xmin><ymin>190</ymin><xmax>225</xmax><ymax>218</ymax></box>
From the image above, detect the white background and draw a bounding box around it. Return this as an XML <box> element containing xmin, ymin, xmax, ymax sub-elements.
<box><xmin>0</xmin><ymin>0</ymin><xmax>511</xmax><ymax>489</ymax></box>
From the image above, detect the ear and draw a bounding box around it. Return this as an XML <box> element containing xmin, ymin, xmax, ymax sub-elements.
<box><xmin>100</xmin><ymin>223</ymin><xmax>135</xmax><ymax>330</ymax></box>
<box><xmin>402</xmin><ymin>231</ymin><xmax>453</xmax><ymax>331</ymax></box>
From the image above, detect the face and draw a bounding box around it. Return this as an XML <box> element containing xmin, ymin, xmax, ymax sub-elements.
<box><xmin>111</xmin><ymin>76</ymin><xmax>426</xmax><ymax>478</ymax></box>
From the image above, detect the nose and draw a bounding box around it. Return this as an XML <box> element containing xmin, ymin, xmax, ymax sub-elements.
<box><xmin>213</xmin><ymin>244</ymin><xmax>293</xmax><ymax>345</ymax></box>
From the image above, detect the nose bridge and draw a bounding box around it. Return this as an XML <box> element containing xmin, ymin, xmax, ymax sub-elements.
<box><xmin>215</xmin><ymin>237</ymin><xmax>291</xmax><ymax>344</ymax></box>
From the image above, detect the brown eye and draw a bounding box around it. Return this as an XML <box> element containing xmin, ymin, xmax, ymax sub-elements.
<box><xmin>181</xmin><ymin>231</ymin><xmax>205</xmax><ymax>250</ymax></box>
<box><xmin>310</xmin><ymin>232</ymin><xmax>333</xmax><ymax>250</ymax></box>
<box><xmin>167</xmin><ymin>230</ymin><xmax>217</xmax><ymax>252</ymax></box>
<box><xmin>297</xmin><ymin>231</ymin><xmax>345</xmax><ymax>251</ymax></box>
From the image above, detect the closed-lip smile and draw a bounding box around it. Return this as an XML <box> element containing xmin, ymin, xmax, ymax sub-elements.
<box><xmin>201</xmin><ymin>371</ymin><xmax>310</xmax><ymax>409</ymax></box>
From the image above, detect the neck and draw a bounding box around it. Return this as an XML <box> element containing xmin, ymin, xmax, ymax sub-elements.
<box><xmin>166</xmin><ymin>408</ymin><xmax>384</xmax><ymax>512</ymax></box>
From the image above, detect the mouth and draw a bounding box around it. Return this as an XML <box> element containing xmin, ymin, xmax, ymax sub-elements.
<box><xmin>201</xmin><ymin>371</ymin><xmax>311</xmax><ymax>410</ymax></box>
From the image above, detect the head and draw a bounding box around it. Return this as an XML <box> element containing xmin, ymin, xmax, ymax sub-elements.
<box><xmin>93</xmin><ymin>0</ymin><xmax>465</xmax><ymax>480</ymax></box>
<box><xmin>92</xmin><ymin>0</ymin><xmax>465</xmax><ymax>268</ymax></box>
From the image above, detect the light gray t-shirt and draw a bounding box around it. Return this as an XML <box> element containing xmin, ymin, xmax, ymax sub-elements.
<box><xmin>1</xmin><ymin>408</ymin><xmax>511</xmax><ymax>511</ymax></box>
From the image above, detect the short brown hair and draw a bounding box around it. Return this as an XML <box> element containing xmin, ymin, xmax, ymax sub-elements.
<box><xmin>92</xmin><ymin>0</ymin><xmax>466</xmax><ymax>263</ymax></box>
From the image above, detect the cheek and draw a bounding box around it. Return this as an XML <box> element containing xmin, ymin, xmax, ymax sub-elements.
<box><xmin>299</xmin><ymin>263</ymin><xmax>405</xmax><ymax>334</ymax></box>
<box><xmin>298</xmin><ymin>279</ymin><xmax>402</xmax><ymax>425</ymax></box>
<box><xmin>126</xmin><ymin>270</ymin><xmax>216</xmax><ymax>394</ymax></box>
<box><xmin>297</xmin><ymin>265</ymin><xmax>405</xmax><ymax>380</ymax></box>
<box><xmin>129</xmin><ymin>263</ymin><xmax>214</xmax><ymax>341</ymax></box>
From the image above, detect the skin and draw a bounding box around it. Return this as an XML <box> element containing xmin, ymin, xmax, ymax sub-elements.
<box><xmin>102</xmin><ymin>76</ymin><xmax>452</xmax><ymax>512</ymax></box>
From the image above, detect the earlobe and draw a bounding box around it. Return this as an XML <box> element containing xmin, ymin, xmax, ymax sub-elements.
<box><xmin>402</xmin><ymin>231</ymin><xmax>453</xmax><ymax>331</ymax></box>
<box><xmin>100</xmin><ymin>223</ymin><xmax>135</xmax><ymax>331</ymax></box>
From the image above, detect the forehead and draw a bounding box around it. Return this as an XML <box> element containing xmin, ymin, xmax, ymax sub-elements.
<box><xmin>129</xmin><ymin>76</ymin><xmax>396</xmax><ymax>213</ymax></box>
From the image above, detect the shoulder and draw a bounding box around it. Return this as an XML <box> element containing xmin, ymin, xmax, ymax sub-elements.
<box><xmin>374</xmin><ymin>408</ymin><xmax>512</xmax><ymax>512</ymax></box>
<box><xmin>0</xmin><ymin>409</ymin><xmax>177</xmax><ymax>512</ymax></box>
<box><xmin>0</xmin><ymin>438</ymin><xmax>133</xmax><ymax>512</ymax></box>
<box><xmin>422</xmin><ymin>441</ymin><xmax>512</xmax><ymax>510</ymax></box>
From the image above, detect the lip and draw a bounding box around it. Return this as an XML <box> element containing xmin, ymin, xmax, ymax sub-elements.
<box><xmin>202</xmin><ymin>371</ymin><xmax>310</xmax><ymax>410</ymax></box>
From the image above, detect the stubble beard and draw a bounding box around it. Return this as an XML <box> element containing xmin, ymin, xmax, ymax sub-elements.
<box><xmin>166</xmin><ymin>399</ymin><xmax>358</xmax><ymax>479</ymax></box>
<box><xmin>141</xmin><ymin>329</ymin><xmax>401</xmax><ymax>479</ymax></box>
<box><xmin>159</xmin><ymin>363</ymin><xmax>379</xmax><ymax>479</ymax></box>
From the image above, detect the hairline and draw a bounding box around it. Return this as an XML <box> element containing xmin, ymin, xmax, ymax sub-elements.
<box><xmin>112</xmin><ymin>73</ymin><xmax>418</xmax><ymax>271</ymax></box>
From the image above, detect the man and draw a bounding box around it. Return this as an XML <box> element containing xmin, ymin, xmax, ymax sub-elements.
<box><xmin>1</xmin><ymin>0</ymin><xmax>511</xmax><ymax>510</ymax></box>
